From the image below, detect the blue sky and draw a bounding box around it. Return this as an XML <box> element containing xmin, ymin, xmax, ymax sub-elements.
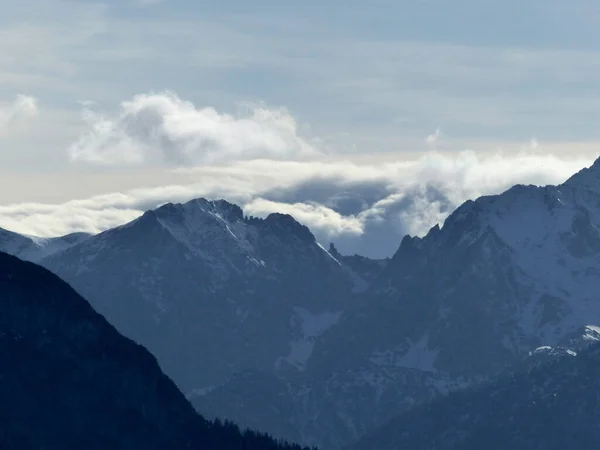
<box><xmin>5</xmin><ymin>0</ymin><xmax>600</xmax><ymax>141</ymax></box>
<box><xmin>1</xmin><ymin>0</ymin><xmax>599</xmax><ymax>256</ymax></box>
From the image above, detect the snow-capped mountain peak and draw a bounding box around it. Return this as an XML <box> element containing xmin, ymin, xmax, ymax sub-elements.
<box><xmin>126</xmin><ymin>198</ymin><xmax>318</xmax><ymax>265</ymax></box>
<box><xmin>410</xmin><ymin>175</ymin><xmax>600</xmax><ymax>347</ymax></box>
<box><xmin>148</xmin><ymin>198</ymin><xmax>256</xmax><ymax>261</ymax></box>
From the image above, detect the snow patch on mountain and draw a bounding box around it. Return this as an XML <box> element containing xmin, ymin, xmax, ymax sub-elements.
<box><xmin>186</xmin><ymin>385</ymin><xmax>216</xmax><ymax>400</ymax></box>
<box><xmin>370</xmin><ymin>334</ymin><xmax>439</xmax><ymax>372</ymax></box>
<box><xmin>296</xmin><ymin>307</ymin><xmax>342</xmax><ymax>337</ymax></box>
<box><xmin>276</xmin><ymin>307</ymin><xmax>342</xmax><ymax>370</ymax></box>
<box><xmin>531</xmin><ymin>345</ymin><xmax>552</xmax><ymax>353</ymax></box>
<box><xmin>527</xmin><ymin>345</ymin><xmax>577</xmax><ymax>358</ymax></box>
<box><xmin>584</xmin><ymin>325</ymin><xmax>600</xmax><ymax>341</ymax></box>
<box><xmin>316</xmin><ymin>243</ymin><xmax>342</xmax><ymax>266</ymax></box>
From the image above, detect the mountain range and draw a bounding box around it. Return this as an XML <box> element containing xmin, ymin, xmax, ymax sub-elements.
<box><xmin>3</xmin><ymin>158</ymin><xmax>600</xmax><ymax>447</ymax></box>
<box><xmin>37</xmin><ymin>199</ymin><xmax>366</xmax><ymax>391</ymax></box>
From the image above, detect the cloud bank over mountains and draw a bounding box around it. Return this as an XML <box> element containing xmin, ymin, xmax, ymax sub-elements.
<box><xmin>1</xmin><ymin>91</ymin><xmax>597</xmax><ymax>257</ymax></box>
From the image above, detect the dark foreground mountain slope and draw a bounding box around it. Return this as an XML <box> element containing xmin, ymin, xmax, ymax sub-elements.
<box><xmin>350</xmin><ymin>343</ymin><xmax>600</xmax><ymax>450</ymax></box>
<box><xmin>0</xmin><ymin>251</ymin><xmax>314</xmax><ymax>450</ymax></box>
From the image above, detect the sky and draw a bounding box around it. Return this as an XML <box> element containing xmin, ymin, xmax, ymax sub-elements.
<box><xmin>1</xmin><ymin>0</ymin><xmax>600</xmax><ymax>257</ymax></box>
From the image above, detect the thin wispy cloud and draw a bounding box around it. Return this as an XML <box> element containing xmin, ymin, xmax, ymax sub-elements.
<box><xmin>426</xmin><ymin>129</ymin><xmax>441</xmax><ymax>147</ymax></box>
<box><xmin>0</xmin><ymin>95</ymin><xmax>39</xmax><ymax>136</ymax></box>
<box><xmin>132</xmin><ymin>0</ymin><xmax>165</xmax><ymax>5</ymax></box>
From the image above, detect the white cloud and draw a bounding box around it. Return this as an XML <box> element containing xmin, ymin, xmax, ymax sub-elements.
<box><xmin>244</xmin><ymin>199</ymin><xmax>365</xmax><ymax>237</ymax></box>
<box><xmin>68</xmin><ymin>92</ymin><xmax>320</xmax><ymax>166</ymax></box>
<box><xmin>1</xmin><ymin>150</ymin><xmax>595</xmax><ymax>257</ymax></box>
<box><xmin>76</xmin><ymin>100</ymin><xmax>96</xmax><ymax>107</ymax></box>
<box><xmin>5</xmin><ymin>2</ymin><xmax>600</xmax><ymax>167</ymax></box>
<box><xmin>0</xmin><ymin>95</ymin><xmax>39</xmax><ymax>135</ymax></box>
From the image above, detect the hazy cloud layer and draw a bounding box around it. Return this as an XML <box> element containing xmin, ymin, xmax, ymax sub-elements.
<box><xmin>1</xmin><ymin>151</ymin><xmax>594</xmax><ymax>257</ymax></box>
<box><xmin>68</xmin><ymin>92</ymin><xmax>319</xmax><ymax>166</ymax></box>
